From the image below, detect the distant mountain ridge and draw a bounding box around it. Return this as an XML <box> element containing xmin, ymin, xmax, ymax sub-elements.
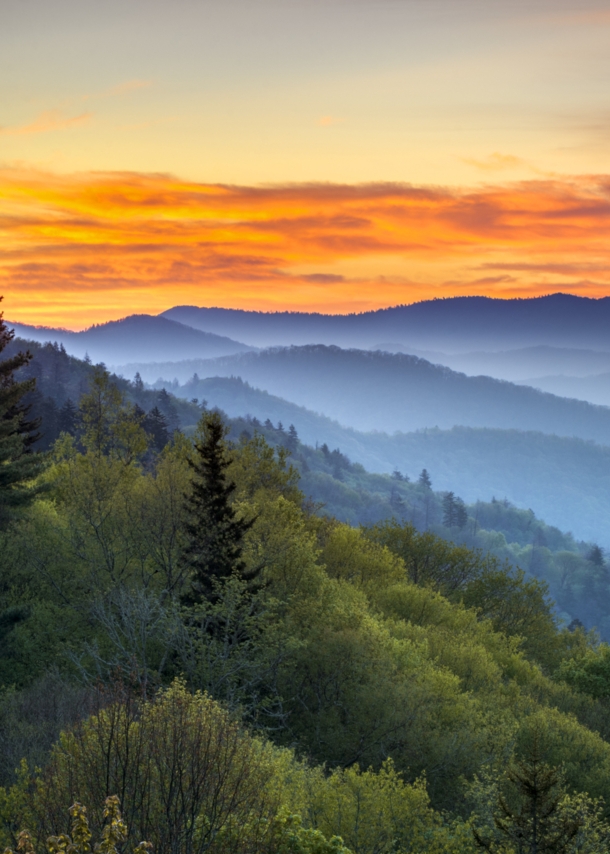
<box><xmin>145</xmin><ymin>344</ymin><xmax>610</xmax><ymax>445</ymax></box>
<box><xmin>161</xmin><ymin>374</ymin><xmax>610</xmax><ymax>545</ymax></box>
<box><xmin>161</xmin><ymin>294</ymin><xmax>610</xmax><ymax>352</ymax></box>
<box><xmin>8</xmin><ymin>314</ymin><xmax>253</xmax><ymax>364</ymax></box>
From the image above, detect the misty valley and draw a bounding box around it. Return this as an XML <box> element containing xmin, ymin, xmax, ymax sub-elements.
<box><xmin>4</xmin><ymin>294</ymin><xmax>610</xmax><ymax>852</ymax></box>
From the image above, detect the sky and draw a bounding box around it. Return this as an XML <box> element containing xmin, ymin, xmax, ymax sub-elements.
<box><xmin>1</xmin><ymin>0</ymin><xmax>610</xmax><ymax>328</ymax></box>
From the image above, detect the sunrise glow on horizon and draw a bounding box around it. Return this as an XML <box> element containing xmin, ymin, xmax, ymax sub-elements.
<box><xmin>1</xmin><ymin>167</ymin><xmax>609</xmax><ymax>329</ymax></box>
<box><xmin>2</xmin><ymin>0</ymin><xmax>610</xmax><ymax>327</ymax></box>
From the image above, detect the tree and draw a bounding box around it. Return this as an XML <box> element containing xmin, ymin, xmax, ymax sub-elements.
<box><xmin>28</xmin><ymin>682</ymin><xmax>285</xmax><ymax>854</ymax></box>
<box><xmin>418</xmin><ymin>468</ymin><xmax>431</xmax><ymax>488</ymax></box>
<box><xmin>455</xmin><ymin>497</ymin><xmax>468</xmax><ymax>529</ymax></box>
<box><xmin>286</xmin><ymin>424</ymin><xmax>299</xmax><ymax>453</ymax></box>
<box><xmin>155</xmin><ymin>388</ymin><xmax>180</xmax><ymax>434</ymax></box>
<box><xmin>587</xmin><ymin>545</ymin><xmax>605</xmax><ymax>568</ymax></box>
<box><xmin>182</xmin><ymin>411</ymin><xmax>256</xmax><ymax>606</ymax></box>
<box><xmin>0</xmin><ymin>299</ymin><xmax>46</xmax><ymax>524</ymax></box>
<box><xmin>471</xmin><ymin>732</ymin><xmax>610</xmax><ymax>853</ymax></box>
<box><xmin>57</xmin><ymin>397</ymin><xmax>78</xmax><ymax>436</ymax></box>
<box><xmin>142</xmin><ymin>406</ymin><xmax>170</xmax><ymax>453</ymax></box>
<box><xmin>443</xmin><ymin>492</ymin><xmax>457</xmax><ymax>527</ymax></box>
<box><xmin>5</xmin><ymin>796</ymin><xmax>151</xmax><ymax>854</ymax></box>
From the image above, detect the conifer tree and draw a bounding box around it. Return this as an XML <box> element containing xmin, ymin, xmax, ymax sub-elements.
<box><xmin>0</xmin><ymin>298</ymin><xmax>46</xmax><ymax>524</ymax></box>
<box><xmin>442</xmin><ymin>491</ymin><xmax>457</xmax><ymax>527</ymax></box>
<box><xmin>143</xmin><ymin>406</ymin><xmax>170</xmax><ymax>453</ymax></box>
<box><xmin>418</xmin><ymin>468</ymin><xmax>432</xmax><ymax>488</ymax></box>
<box><xmin>472</xmin><ymin>733</ymin><xmax>599</xmax><ymax>853</ymax></box>
<box><xmin>57</xmin><ymin>397</ymin><xmax>78</xmax><ymax>435</ymax></box>
<box><xmin>182</xmin><ymin>411</ymin><xmax>256</xmax><ymax>606</ymax></box>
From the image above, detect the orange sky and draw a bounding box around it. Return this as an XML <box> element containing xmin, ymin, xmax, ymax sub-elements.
<box><xmin>2</xmin><ymin>168</ymin><xmax>610</xmax><ymax>329</ymax></box>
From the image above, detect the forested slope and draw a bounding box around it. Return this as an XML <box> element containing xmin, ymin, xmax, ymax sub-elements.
<box><xmin>5</xmin><ymin>324</ymin><xmax>610</xmax><ymax>851</ymax></box>
<box><xmin>11</xmin><ymin>340</ymin><xmax>610</xmax><ymax>627</ymax></box>
<box><xmin>148</xmin><ymin>374</ymin><xmax>610</xmax><ymax>546</ymax></box>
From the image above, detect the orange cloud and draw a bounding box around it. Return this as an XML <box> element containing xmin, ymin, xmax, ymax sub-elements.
<box><xmin>461</xmin><ymin>153</ymin><xmax>527</xmax><ymax>172</ymax></box>
<box><xmin>1</xmin><ymin>168</ymin><xmax>609</xmax><ymax>328</ymax></box>
<box><xmin>0</xmin><ymin>110</ymin><xmax>92</xmax><ymax>137</ymax></box>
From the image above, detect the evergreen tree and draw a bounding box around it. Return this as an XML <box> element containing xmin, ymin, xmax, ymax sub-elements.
<box><xmin>455</xmin><ymin>497</ymin><xmax>468</xmax><ymax>529</ymax></box>
<box><xmin>133</xmin><ymin>372</ymin><xmax>145</xmax><ymax>394</ymax></box>
<box><xmin>587</xmin><ymin>545</ymin><xmax>605</xmax><ymax>567</ymax></box>
<box><xmin>443</xmin><ymin>491</ymin><xmax>457</xmax><ymax>527</ymax></box>
<box><xmin>286</xmin><ymin>424</ymin><xmax>299</xmax><ymax>453</ymax></box>
<box><xmin>57</xmin><ymin>397</ymin><xmax>78</xmax><ymax>435</ymax></box>
<box><xmin>473</xmin><ymin>735</ymin><xmax>587</xmax><ymax>853</ymax></box>
<box><xmin>156</xmin><ymin>388</ymin><xmax>180</xmax><ymax>434</ymax></box>
<box><xmin>142</xmin><ymin>406</ymin><xmax>170</xmax><ymax>453</ymax></box>
<box><xmin>418</xmin><ymin>468</ymin><xmax>432</xmax><ymax>488</ymax></box>
<box><xmin>0</xmin><ymin>299</ymin><xmax>46</xmax><ymax>524</ymax></box>
<box><xmin>182</xmin><ymin>411</ymin><xmax>257</xmax><ymax>606</ymax></box>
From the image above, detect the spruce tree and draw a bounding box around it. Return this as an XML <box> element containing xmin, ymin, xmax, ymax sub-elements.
<box><xmin>418</xmin><ymin>468</ymin><xmax>432</xmax><ymax>488</ymax></box>
<box><xmin>143</xmin><ymin>406</ymin><xmax>170</xmax><ymax>453</ymax></box>
<box><xmin>182</xmin><ymin>411</ymin><xmax>256</xmax><ymax>606</ymax></box>
<box><xmin>442</xmin><ymin>491</ymin><xmax>457</xmax><ymax>527</ymax></box>
<box><xmin>473</xmin><ymin>734</ymin><xmax>583</xmax><ymax>853</ymax></box>
<box><xmin>0</xmin><ymin>298</ymin><xmax>46</xmax><ymax>525</ymax></box>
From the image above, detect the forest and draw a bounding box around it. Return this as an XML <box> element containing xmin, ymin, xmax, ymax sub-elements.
<box><xmin>4</xmin><ymin>307</ymin><xmax>610</xmax><ymax>852</ymax></box>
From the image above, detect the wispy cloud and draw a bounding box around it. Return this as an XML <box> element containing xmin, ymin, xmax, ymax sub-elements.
<box><xmin>0</xmin><ymin>110</ymin><xmax>92</xmax><ymax>137</ymax></box>
<box><xmin>1</xmin><ymin>168</ymin><xmax>609</xmax><ymax>327</ymax></box>
<box><xmin>460</xmin><ymin>153</ymin><xmax>527</xmax><ymax>172</ymax></box>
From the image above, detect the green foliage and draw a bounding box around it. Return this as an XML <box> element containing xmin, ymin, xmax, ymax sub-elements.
<box><xmin>6</xmin><ymin>398</ymin><xmax>610</xmax><ymax>851</ymax></box>
<box><xmin>470</xmin><ymin>733</ymin><xmax>610</xmax><ymax>853</ymax></box>
<box><xmin>557</xmin><ymin>643</ymin><xmax>610</xmax><ymax>700</ymax></box>
<box><xmin>3</xmin><ymin>795</ymin><xmax>151</xmax><ymax>854</ymax></box>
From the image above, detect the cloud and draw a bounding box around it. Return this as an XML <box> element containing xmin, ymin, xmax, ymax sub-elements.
<box><xmin>1</xmin><ymin>168</ymin><xmax>610</xmax><ymax>327</ymax></box>
<box><xmin>460</xmin><ymin>153</ymin><xmax>527</xmax><ymax>172</ymax></box>
<box><xmin>0</xmin><ymin>110</ymin><xmax>92</xmax><ymax>137</ymax></box>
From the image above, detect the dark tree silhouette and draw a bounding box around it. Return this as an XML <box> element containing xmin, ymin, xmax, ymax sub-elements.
<box><xmin>443</xmin><ymin>492</ymin><xmax>457</xmax><ymax>527</ymax></box>
<box><xmin>58</xmin><ymin>397</ymin><xmax>78</xmax><ymax>436</ymax></box>
<box><xmin>142</xmin><ymin>406</ymin><xmax>170</xmax><ymax>453</ymax></box>
<box><xmin>418</xmin><ymin>468</ymin><xmax>432</xmax><ymax>488</ymax></box>
<box><xmin>0</xmin><ymin>298</ymin><xmax>46</xmax><ymax>525</ymax></box>
<box><xmin>182</xmin><ymin>411</ymin><xmax>256</xmax><ymax>606</ymax></box>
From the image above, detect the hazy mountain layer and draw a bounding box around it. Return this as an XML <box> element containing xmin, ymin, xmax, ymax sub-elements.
<box><xmin>162</xmin><ymin>294</ymin><xmax>610</xmax><ymax>352</ymax></box>
<box><xmin>378</xmin><ymin>344</ymin><xmax>610</xmax><ymax>383</ymax></box>
<box><xmin>148</xmin><ymin>344</ymin><xmax>610</xmax><ymax>444</ymax></box>
<box><xmin>161</xmin><ymin>375</ymin><xmax>610</xmax><ymax>545</ymax></box>
<box><xmin>9</xmin><ymin>314</ymin><xmax>252</xmax><ymax>364</ymax></box>
<box><xmin>518</xmin><ymin>373</ymin><xmax>610</xmax><ymax>407</ymax></box>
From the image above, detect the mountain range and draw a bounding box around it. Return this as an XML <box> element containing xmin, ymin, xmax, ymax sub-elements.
<box><xmin>162</xmin><ymin>294</ymin><xmax>610</xmax><ymax>352</ymax></box>
<box><xmin>142</xmin><ymin>344</ymin><xmax>610</xmax><ymax>444</ymax></box>
<box><xmin>9</xmin><ymin>315</ymin><xmax>252</xmax><ymax>365</ymax></box>
<box><xmin>160</xmin><ymin>374</ymin><xmax>610</xmax><ymax>545</ymax></box>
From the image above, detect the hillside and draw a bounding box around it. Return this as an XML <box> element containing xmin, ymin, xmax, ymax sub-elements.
<box><xmin>149</xmin><ymin>375</ymin><xmax>610</xmax><ymax>546</ymax></box>
<box><xmin>379</xmin><ymin>345</ymin><xmax>610</xmax><ymax>384</ymax></box>
<box><xmin>9</xmin><ymin>314</ymin><xmax>252</xmax><ymax>364</ymax></box>
<box><xmin>162</xmin><ymin>293</ymin><xmax>610</xmax><ymax>351</ymax></box>
<box><xmin>9</xmin><ymin>338</ymin><xmax>610</xmax><ymax>631</ymax></box>
<box><xmin>519</xmin><ymin>372</ymin><xmax>610</xmax><ymax>407</ymax></box>
<box><xmin>143</xmin><ymin>345</ymin><xmax>610</xmax><ymax>445</ymax></box>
